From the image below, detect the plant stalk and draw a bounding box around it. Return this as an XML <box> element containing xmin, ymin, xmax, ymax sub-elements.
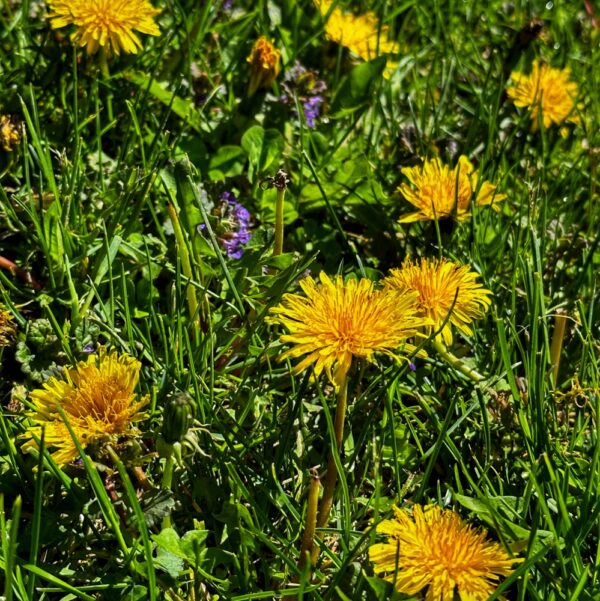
<box><xmin>273</xmin><ymin>185</ymin><xmax>285</xmax><ymax>257</ymax></box>
<box><xmin>167</xmin><ymin>203</ymin><xmax>200</xmax><ymax>341</ymax></box>
<box><xmin>316</xmin><ymin>371</ymin><xmax>348</xmax><ymax>529</ymax></box>
<box><xmin>160</xmin><ymin>453</ymin><xmax>175</xmax><ymax>529</ymax></box>
<box><xmin>98</xmin><ymin>49</ymin><xmax>114</xmax><ymax>124</ymax></box>
<box><xmin>298</xmin><ymin>469</ymin><xmax>320</xmax><ymax>569</ymax></box>
<box><xmin>432</xmin><ymin>338</ymin><xmax>486</xmax><ymax>383</ymax></box>
<box><xmin>549</xmin><ymin>310</ymin><xmax>567</xmax><ymax>388</ymax></box>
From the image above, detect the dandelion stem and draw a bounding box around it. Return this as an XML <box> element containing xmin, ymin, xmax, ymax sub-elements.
<box><xmin>167</xmin><ymin>203</ymin><xmax>200</xmax><ymax>341</ymax></box>
<box><xmin>316</xmin><ymin>371</ymin><xmax>348</xmax><ymax>529</ymax></box>
<box><xmin>432</xmin><ymin>338</ymin><xmax>486</xmax><ymax>383</ymax></box>
<box><xmin>263</xmin><ymin>169</ymin><xmax>289</xmax><ymax>258</ymax></box>
<box><xmin>298</xmin><ymin>469</ymin><xmax>320</xmax><ymax>569</ymax></box>
<box><xmin>161</xmin><ymin>454</ymin><xmax>175</xmax><ymax>490</ymax></box>
<box><xmin>550</xmin><ymin>310</ymin><xmax>567</xmax><ymax>388</ymax></box>
<box><xmin>98</xmin><ymin>50</ymin><xmax>114</xmax><ymax>124</ymax></box>
<box><xmin>273</xmin><ymin>186</ymin><xmax>285</xmax><ymax>257</ymax></box>
<box><xmin>161</xmin><ymin>454</ymin><xmax>175</xmax><ymax>529</ymax></box>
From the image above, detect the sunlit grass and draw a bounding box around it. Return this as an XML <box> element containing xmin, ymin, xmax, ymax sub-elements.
<box><xmin>0</xmin><ymin>1</ymin><xmax>599</xmax><ymax>599</ymax></box>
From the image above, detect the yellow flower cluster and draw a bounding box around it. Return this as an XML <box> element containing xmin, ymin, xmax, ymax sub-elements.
<box><xmin>46</xmin><ymin>0</ymin><xmax>161</xmax><ymax>55</ymax></box>
<box><xmin>269</xmin><ymin>261</ymin><xmax>491</xmax><ymax>386</ymax></box>
<box><xmin>269</xmin><ymin>273</ymin><xmax>428</xmax><ymax>387</ymax></box>
<box><xmin>0</xmin><ymin>116</ymin><xmax>21</xmax><ymax>152</ymax></box>
<box><xmin>397</xmin><ymin>156</ymin><xmax>506</xmax><ymax>223</ymax></box>
<box><xmin>507</xmin><ymin>59</ymin><xmax>579</xmax><ymax>130</ymax></box>
<box><xmin>369</xmin><ymin>504</ymin><xmax>521</xmax><ymax>600</ymax></box>
<box><xmin>315</xmin><ymin>0</ymin><xmax>399</xmax><ymax>76</ymax></box>
<box><xmin>385</xmin><ymin>257</ymin><xmax>492</xmax><ymax>346</ymax></box>
<box><xmin>0</xmin><ymin>304</ymin><xmax>16</xmax><ymax>346</ymax></box>
<box><xmin>22</xmin><ymin>348</ymin><xmax>148</xmax><ymax>465</ymax></box>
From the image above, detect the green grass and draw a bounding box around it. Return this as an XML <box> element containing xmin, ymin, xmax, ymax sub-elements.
<box><xmin>0</xmin><ymin>0</ymin><xmax>599</xmax><ymax>599</ymax></box>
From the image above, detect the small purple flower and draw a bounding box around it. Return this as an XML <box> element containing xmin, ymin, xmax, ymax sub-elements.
<box><xmin>201</xmin><ymin>191</ymin><xmax>252</xmax><ymax>259</ymax></box>
<box><xmin>303</xmin><ymin>95</ymin><xmax>323</xmax><ymax>128</ymax></box>
<box><xmin>280</xmin><ymin>61</ymin><xmax>327</xmax><ymax>128</ymax></box>
<box><xmin>409</xmin><ymin>362</ymin><xmax>417</xmax><ymax>372</ymax></box>
<box><xmin>222</xmin><ymin>228</ymin><xmax>251</xmax><ymax>259</ymax></box>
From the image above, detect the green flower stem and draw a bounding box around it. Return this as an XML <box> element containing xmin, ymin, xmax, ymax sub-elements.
<box><xmin>98</xmin><ymin>50</ymin><xmax>114</xmax><ymax>124</ymax></box>
<box><xmin>298</xmin><ymin>469</ymin><xmax>320</xmax><ymax>569</ymax></box>
<box><xmin>273</xmin><ymin>186</ymin><xmax>285</xmax><ymax>257</ymax></box>
<box><xmin>161</xmin><ymin>454</ymin><xmax>175</xmax><ymax>490</ymax></box>
<box><xmin>316</xmin><ymin>371</ymin><xmax>348</xmax><ymax>529</ymax></box>
<box><xmin>161</xmin><ymin>453</ymin><xmax>175</xmax><ymax>529</ymax></box>
<box><xmin>432</xmin><ymin>338</ymin><xmax>486</xmax><ymax>383</ymax></box>
<box><xmin>549</xmin><ymin>310</ymin><xmax>567</xmax><ymax>388</ymax></box>
<box><xmin>167</xmin><ymin>203</ymin><xmax>200</xmax><ymax>341</ymax></box>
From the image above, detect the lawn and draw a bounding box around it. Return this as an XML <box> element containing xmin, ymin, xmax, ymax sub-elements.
<box><xmin>0</xmin><ymin>0</ymin><xmax>599</xmax><ymax>599</ymax></box>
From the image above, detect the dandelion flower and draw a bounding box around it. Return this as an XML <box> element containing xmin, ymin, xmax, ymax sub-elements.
<box><xmin>397</xmin><ymin>156</ymin><xmax>506</xmax><ymax>223</ymax></box>
<box><xmin>46</xmin><ymin>0</ymin><xmax>161</xmax><ymax>55</ymax></box>
<box><xmin>369</xmin><ymin>504</ymin><xmax>520</xmax><ymax>601</ymax></box>
<box><xmin>507</xmin><ymin>59</ymin><xmax>579</xmax><ymax>130</ymax></box>
<box><xmin>0</xmin><ymin>116</ymin><xmax>21</xmax><ymax>152</ymax></box>
<box><xmin>269</xmin><ymin>273</ymin><xmax>430</xmax><ymax>387</ymax></box>
<box><xmin>22</xmin><ymin>347</ymin><xmax>148</xmax><ymax>466</ymax></box>
<box><xmin>247</xmin><ymin>36</ymin><xmax>281</xmax><ymax>95</ymax></box>
<box><xmin>0</xmin><ymin>304</ymin><xmax>16</xmax><ymax>346</ymax></box>
<box><xmin>315</xmin><ymin>0</ymin><xmax>398</xmax><ymax>76</ymax></box>
<box><xmin>385</xmin><ymin>257</ymin><xmax>491</xmax><ymax>346</ymax></box>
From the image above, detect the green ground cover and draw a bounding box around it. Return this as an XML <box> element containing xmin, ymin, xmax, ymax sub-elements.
<box><xmin>0</xmin><ymin>0</ymin><xmax>599</xmax><ymax>599</ymax></box>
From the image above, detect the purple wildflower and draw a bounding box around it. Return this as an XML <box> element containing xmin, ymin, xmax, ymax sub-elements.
<box><xmin>201</xmin><ymin>191</ymin><xmax>252</xmax><ymax>259</ymax></box>
<box><xmin>280</xmin><ymin>61</ymin><xmax>327</xmax><ymax>128</ymax></box>
<box><xmin>303</xmin><ymin>95</ymin><xmax>323</xmax><ymax>128</ymax></box>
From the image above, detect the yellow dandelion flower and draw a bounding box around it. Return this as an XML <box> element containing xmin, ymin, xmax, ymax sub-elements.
<box><xmin>0</xmin><ymin>116</ymin><xmax>21</xmax><ymax>152</ymax></box>
<box><xmin>507</xmin><ymin>59</ymin><xmax>579</xmax><ymax>130</ymax></box>
<box><xmin>397</xmin><ymin>155</ymin><xmax>506</xmax><ymax>223</ymax></box>
<box><xmin>369</xmin><ymin>504</ymin><xmax>521</xmax><ymax>601</ymax></box>
<box><xmin>46</xmin><ymin>0</ymin><xmax>161</xmax><ymax>55</ymax></box>
<box><xmin>315</xmin><ymin>0</ymin><xmax>399</xmax><ymax>77</ymax></box>
<box><xmin>269</xmin><ymin>273</ymin><xmax>430</xmax><ymax>387</ymax></box>
<box><xmin>385</xmin><ymin>257</ymin><xmax>491</xmax><ymax>346</ymax></box>
<box><xmin>0</xmin><ymin>304</ymin><xmax>16</xmax><ymax>346</ymax></box>
<box><xmin>247</xmin><ymin>36</ymin><xmax>281</xmax><ymax>95</ymax></box>
<box><xmin>22</xmin><ymin>347</ymin><xmax>148</xmax><ymax>466</ymax></box>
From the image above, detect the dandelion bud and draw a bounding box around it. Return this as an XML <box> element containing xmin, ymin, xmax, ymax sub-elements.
<box><xmin>247</xmin><ymin>36</ymin><xmax>281</xmax><ymax>95</ymax></box>
<box><xmin>160</xmin><ymin>393</ymin><xmax>194</xmax><ymax>445</ymax></box>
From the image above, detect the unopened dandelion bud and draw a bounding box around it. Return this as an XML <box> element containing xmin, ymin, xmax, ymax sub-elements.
<box><xmin>247</xmin><ymin>36</ymin><xmax>281</xmax><ymax>95</ymax></box>
<box><xmin>160</xmin><ymin>393</ymin><xmax>194</xmax><ymax>445</ymax></box>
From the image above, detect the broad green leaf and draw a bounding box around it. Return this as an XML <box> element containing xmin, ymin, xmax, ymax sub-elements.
<box><xmin>331</xmin><ymin>57</ymin><xmax>387</xmax><ymax>112</ymax></box>
<box><xmin>241</xmin><ymin>125</ymin><xmax>284</xmax><ymax>181</ymax></box>
<box><xmin>208</xmin><ymin>145</ymin><xmax>246</xmax><ymax>181</ymax></box>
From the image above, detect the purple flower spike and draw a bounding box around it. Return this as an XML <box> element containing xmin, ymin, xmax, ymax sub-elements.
<box><xmin>218</xmin><ymin>191</ymin><xmax>252</xmax><ymax>259</ymax></box>
<box><xmin>280</xmin><ymin>61</ymin><xmax>327</xmax><ymax>128</ymax></box>
<box><xmin>303</xmin><ymin>95</ymin><xmax>323</xmax><ymax>128</ymax></box>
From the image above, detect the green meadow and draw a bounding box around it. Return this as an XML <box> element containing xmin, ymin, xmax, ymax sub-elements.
<box><xmin>0</xmin><ymin>0</ymin><xmax>599</xmax><ymax>599</ymax></box>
